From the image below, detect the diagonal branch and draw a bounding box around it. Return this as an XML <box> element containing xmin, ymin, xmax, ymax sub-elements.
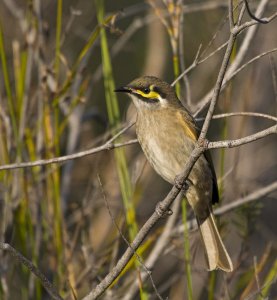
<box><xmin>81</xmin><ymin>3</ymin><xmax>242</xmax><ymax>298</ymax></box>
<box><xmin>0</xmin><ymin>243</ymin><xmax>63</xmax><ymax>300</ymax></box>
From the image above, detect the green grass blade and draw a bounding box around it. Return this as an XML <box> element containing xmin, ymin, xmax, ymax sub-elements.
<box><xmin>182</xmin><ymin>199</ymin><xmax>193</xmax><ymax>300</ymax></box>
<box><xmin>258</xmin><ymin>259</ymin><xmax>277</xmax><ymax>299</ymax></box>
<box><xmin>55</xmin><ymin>0</ymin><xmax>63</xmax><ymax>78</ymax></box>
<box><xmin>173</xmin><ymin>47</ymin><xmax>193</xmax><ymax>299</ymax></box>
<box><xmin>0</xmin><ymin>21</ymin><xmax>17</xmax><ymax>138</ymax></box>
<box><xmin>95</xmin><ymin>0</ymin><xmax>138</xmax><ymax>242</ymax></box>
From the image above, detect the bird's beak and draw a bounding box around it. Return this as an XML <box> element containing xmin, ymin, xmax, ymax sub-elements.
<box><xmin>114</xmin><ymin>86</ymin><xmax>133</xmax><ymax>94</ymax></box>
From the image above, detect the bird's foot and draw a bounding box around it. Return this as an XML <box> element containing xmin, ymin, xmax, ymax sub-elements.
<box><xmin>174</xmin><ymin>176</ymin><xmax>192</xmax><ymax>193</ymax></box>
<box><xmin>155</xmin><ymin>201</ymin><xmax>173</xmax><ymax>218</ymax></box>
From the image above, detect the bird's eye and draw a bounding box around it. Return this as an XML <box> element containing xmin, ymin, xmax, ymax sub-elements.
<box><xmin>143</xmin><ymin>88</ymin><xmax>150</xmax><ymax>94</ymax></box>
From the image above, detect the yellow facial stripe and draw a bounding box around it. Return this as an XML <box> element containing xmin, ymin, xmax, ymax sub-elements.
<box><xmin>135</xmin><ymin>89</ymin><xmax>160</xmax><ymax>99</ymax></box>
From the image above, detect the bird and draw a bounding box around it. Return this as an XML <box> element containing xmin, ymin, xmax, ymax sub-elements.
<box><xmin>115</xmin><ymin>76</ymin><xmax>233</xmax><ymax>272</ymax></box>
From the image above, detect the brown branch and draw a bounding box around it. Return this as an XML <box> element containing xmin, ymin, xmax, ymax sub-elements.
<box><xmin>235</xmin><ymin>11</ymin><xmax>277</xmax><ymax>33</ymax></box>
<box><xmin>194</xmin><ymin>46</ymin><xmax>277</xmax><ymax>116</ymax></box>
<box><xmin>97</xmin><ymin>175</ymin><xmax>164</xmax><ymax>300</ymax></box>
<box><xmin>215</xmin><ymin>181</ymin><xmax>277</xmax><ymax>216</ymax></box>
<box><xmin>196</xmin><ymin>112</ymin><xmax>277</xmax><ymax>122</ymax></box>
<box><xmin>208</xmin><ymin>125</ymin><xmax>277</xmax><ymax>149</ymax></box>
<box><xmin>198</xmin><ymin>0</ymin><xmax>236</xmax><ymax>141</ymax></box>
<box><xmin>171</xmin><ymin>44</ymin><xmax>202</xmax><ymax>87</ymax></box>
<box><xmin>0</xmin><ymin>123</ymin><xmax>135</xmax><ymax>171</ymax></box>
<box><xmin>0</xmin><ymin>112</ymin><xmax>275</xmax><ymax>172</ymax></box>
<box><xmin>175</xmin><ymin>181</ymin><xmax>277</xmax><ymax>234</ymax></box>
<box><xmin>82</xmin><ymin>118</ymin><xmax>276</xmax><ymax>299</ymax></box>
<box><xmin>194</xmin><ymin>0</ymin><xmax>273</xmax><ymax>115</ymax></box>
<box><xmin>269</xmin><ymin>55</ymin><xmax>277</xmax><ymax>105</ymax></box>
<box><xmin>81</xmin><ymin>1</ymin><xmax>276</xmax><ymax>298</ymax></box>
<box><xmin>244</xmin><ymin>0</ymin><xmax>269</xmax><ymax>24</ymax></box>
<box><xmin>81</xmin><ymin>147</ymin><xmax>204</xmax><ymax>300</ymax></box>
<box><xmin>0</xmin><ymin>139</ymin><xmax>137</xmax><ymax>171</ymax></box>
<box><xmin>0</xmin><ymin>243</ymin><xmax>63</xmax><ymax>300</ymax></box>
<box><xmin>122</xmin><ymin>194</ymin><xmax>183</xmax><ymax>300</ymax></box>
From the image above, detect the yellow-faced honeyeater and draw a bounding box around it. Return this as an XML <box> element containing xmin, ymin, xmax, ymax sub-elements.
<box><xmin>115</xmin><ymin>76</ymin><xmax>233</xmax><ymax>272</ymax></box>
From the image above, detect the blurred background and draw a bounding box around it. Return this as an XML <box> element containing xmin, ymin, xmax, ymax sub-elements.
<box><xmin>0</xmin><ymin>0</ymin><xmax>276</xmax><ymax>299</ymax></box>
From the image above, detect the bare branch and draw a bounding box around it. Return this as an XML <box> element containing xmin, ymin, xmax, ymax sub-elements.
<box><xmin>234</xmin><ymin>11</ymin><xmax>277</xmax><ymax>34</ymax></box>
<box><xmin>171</xmin><ymin>44</ymin><xmax>202</xmax><ymax>87</ymax></box>
<box><xmin>227</xmin><ymin>0</ymin><xmax>269</xmax><ymax>75</ymax></box>
<box><xmin>122</xmin><ymin>194</ymin><xmax>183</xmax><ymax>300</ymax></box>
<box><xmin>81</xmin><ymin>147</ymin><xmax>204</xmax><ymax>300</ymax></box>
<box><xmin>0</xmin><ymin>243</ymin><xmax>63</xmax><ymax>300</ymax></box>
<box><xmin>214</xmin><ymin>181</ymin><xmax>277</xmax><ymax>215</ymax></box>
<box><xmin>175</xmin><ymin>181</ymin><xmax>277</xmax><ymax>234</ymax></box>
<box><xmin>81</xmin><ymin>1</ymin><xmax>277</xmax><ymax>297</ymax></box>
<box><xmin>194</xmin><ymin>0</ymin><xmax>272</xmax><ymax>115</ymax></box>
<box><xmin>208</xmin><ymin>125</ymin><xmax>277</xmax><ymax>149</ymax></box>
<box><xmin>0</xmin><ymin>111</ymin><xmax>275</xmax><ymax>172</ymax></box>
<box><xmin>244</xmin><ymin>0</ymin><xmax>269</xmax><ymax>24</ymax></box>
<box><xmin>197</xmin><ymin>112</ymin><xmax>277</xmax><ymax>122</ymax></box>
<box><xmin>0</xmin><ymin>123</ymin><xmax>135</xmax><ymax>171</ymax></box>
<box><xmin>269</xmin><ymin>55</ymin><xmax>277</xmax><ymax>105</ymax></box>
<box><xmin>97</xmin><ymin>175</ymin><xmax>164</xmax><ymax>300</ymax></box>
<box><xmin>198</xmin><ymin>31</ymin><xmax>236</xmax><ymax>140</ymax></box>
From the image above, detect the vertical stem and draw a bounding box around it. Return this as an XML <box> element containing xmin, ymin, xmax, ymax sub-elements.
<box><xmin>95</xmin><ymin>2</ymin><xmax>143</xmax><ymax>294</ymax></box>
<box><xmin>257</xmin><ymin>258</ymin><xmax>277</xmax><ymax>299</ymax></box>
<box><xmin>173</xmin><ymin>54</ymin><xmax>181</xmax><ymax>98</ymax></box>
<box><xmin>182</xmin><ymin>199</ymin><xmax>193</xmax><ymax>300</ymax></box>
<box><xmin>0</xmin><ymin>21</ymin><xmax>17</xmax><ymax>140</ymax></box>
<box><xmin>208</xmin><ymin>271</ymin><xmax>216</xmax><ymax>300</ymax></box>
<box><xmin>55</xmin><ymin>0</ymin><xmax>63</xmax><ymax>78</ymax></box>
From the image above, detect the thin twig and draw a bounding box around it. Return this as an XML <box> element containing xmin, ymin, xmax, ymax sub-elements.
<box><xmin>196</xmin><ymin>0</ymin><xmax>241</xmax><ymax>141</ymax></box>
<box><xmin>0</xmin><ymin>243</ymin><xmax>63</xmax><ymax>300</ymax></box>
<box><xmin>171</xmin><ymin>44</ymin><xmax>202</xmax><ymax>87</ymax></box>
<box><xmin>82</xmin><ymin>121</ymin><xmax>276</xmax><ymax>299</ymax></box>
<box><xmin>194</xmin><ymin>45</ymin><xmax>277</xmax><ymax>117</ymax></box>
<box><xmin>122</xmin><ymin>194</ymin><xmax>183</xmax><ymax>300</ymax></box>
<box><xmin>223</xmin><ymin>47</ymin><xmax>277</xmax><ymax>88</ymax></box>
<box><xmin>254</xmin><ymin>257</ymin><xmax>262</xmax><ymax>297</ymax></box>
<box><xmin>81</xmin><ymin>147</ymin><xmax>203</xmax><ymax>300</ymax></box>
<box><xmin>269</xmin><ymin>55</ymin><xmax>277</xmax><ymax>107</ymax></box>
<box><xmin>194</xmin><ymin>0</ymin><xmax>272</xmax><ymax>115</ymax></box>
<box><xmin>0</xmin><ymin>112</ymin><xmax>276</xmax><ymax>172</ymax></box>
<box><xmin>234</xmin><ymin>11</ymin><xmax>277</xmax><ymax>33</ymax></box>
<box><xmin>214</xmin><ymin>181</ymin><xmax>277</xmax><ymax>215</ymax></box>
<box><xmin>244</xmin><ymin>0</ymin><xmax>269</xmax><ymax>24</ymax></box>
<box><xmin>227</xmin><ymin>0</ymin><xmax>269</xmax><ymax>76</ymax></box>
<box><xmin>196</xmin><ymin>111</ymin><xmax>277</xmax><ymax>122</ymax></box>
<box><xmin>175</xmin><ymin>180</ymin><xmax>277</xmax><ymax>234</ymax></box>
<box><xmin>0</xmin><ymin>123</ymin><xmax>135</xmax><ymax>171</ymax></box>
<box><xmin>208</xmin><ymin>125</ymin><xmax>277</xmax><ymax>149</ymax></box>
<box><xmin>81</xmin><ymin>4</ymin><xmax>243</xmax><ymax>298</ymax></box>
<box><xmin>97</xmin><ymin>175</ymin><xmax>164</xmax><ymax>300</ymax></box>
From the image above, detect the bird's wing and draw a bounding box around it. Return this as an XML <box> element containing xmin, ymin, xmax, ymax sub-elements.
<box><xmin>204</xmin><ymin>150</ymin><xmax>219</xmax><ymax>204</ymax></box>
<box><xmin>190</xmin><ymin>112</ymin><xmax>219</xmax><ymax>205</ymax></box>
<box><xmin>179</xmin><ymin>107</ymin><xmax>219</xmax><ymax>204</ymax></box>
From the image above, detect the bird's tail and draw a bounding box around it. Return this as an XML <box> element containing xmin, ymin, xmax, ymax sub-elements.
<box><xmin>198</xmin><ymin>212</ymin><xmax>233</xmax><ymax>272</ymax></box>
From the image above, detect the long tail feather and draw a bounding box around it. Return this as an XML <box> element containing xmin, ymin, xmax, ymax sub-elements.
<box><xmin>198</xmin><ymin>213</ymin><xmax>233</xmax><ymax>272</ymax></box>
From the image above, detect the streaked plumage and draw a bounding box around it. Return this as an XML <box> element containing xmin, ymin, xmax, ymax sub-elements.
<box><xmin>115</xmin><ymin>76</ymin><xmax>233</xmax><ymax>272</ymax></box>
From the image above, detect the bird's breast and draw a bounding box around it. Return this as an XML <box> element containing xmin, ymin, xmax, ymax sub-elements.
<box><xmin>136</xmin><ymin>114</ymin><xmax>195</xmax><ymax>184</ymax></box>
<box><xmin>136</xmin><ymin>110</ymin><xmax>214</xmax><ymax>211</ymax></box>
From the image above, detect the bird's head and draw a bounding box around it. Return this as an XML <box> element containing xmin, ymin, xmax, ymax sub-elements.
<box><xmin>115</xmin><ymin>76</ymin><xmax>180</xmax><ymax>111</ymax></box>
